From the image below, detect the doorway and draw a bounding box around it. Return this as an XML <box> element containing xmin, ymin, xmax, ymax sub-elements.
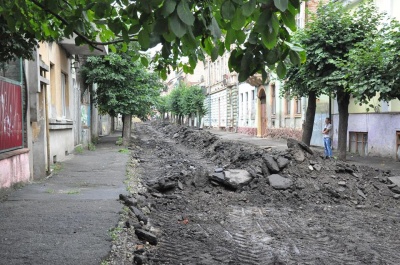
<box><xmin>258</xmin><ymin>88</ymin><xmax>267</xmax><ymax>137</ymax></box>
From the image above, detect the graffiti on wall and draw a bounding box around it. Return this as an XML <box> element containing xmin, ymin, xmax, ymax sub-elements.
<box><xmin>0</xmin><ymin>80</ymin><xmax>23</xmax><ymax>152</ymax></box>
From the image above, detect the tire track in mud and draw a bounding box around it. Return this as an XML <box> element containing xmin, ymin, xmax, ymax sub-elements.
<box><xmin>133</xmin><ymin>122</ymin><xmax>400</xmax><ymax>265</ymax></box>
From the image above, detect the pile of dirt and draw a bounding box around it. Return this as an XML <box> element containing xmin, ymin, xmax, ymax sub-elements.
<box><xmin>106</xmin><ymin>121</ymin><xmax>400</xmax><ymax>265</ymax></box>
<box><xmin>154</xmin><ymin>121</ymin><xmax>400</xmax><ymax>209</ymax></box>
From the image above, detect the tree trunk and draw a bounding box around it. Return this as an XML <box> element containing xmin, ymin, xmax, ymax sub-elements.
<box><xmin>302</xmin><ymin>91</ymin><xmax>316</xmax><ymax>146</ymax></box>
<box><xmin>111</xmin><ymin>116</ymin><xmax>115</xmax><ymax>133</ymax></box>
<box><xmin>122</xmin><ymin>114</ymin><xmax>132</xmax><ymax>146</ymax></box>
<box><xmin>121</xmin><ymin>114</ymin><xmax>125</xmax><ymax>137</ymax></box>
<box><xmin>337</xmin><ymin>89</ymin><xmax>350</xmax><ymax>160</ymax></box>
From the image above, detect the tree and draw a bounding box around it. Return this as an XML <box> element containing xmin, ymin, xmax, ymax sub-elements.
<box><xmin>81</xmin><ymin>53</ymin><xmax>163</xmax><ymax>145</ymax></box>
<box><xmin>167</xmin><ymin>85</ymin><xmax>185</xmax><ymax>124</ymax></box>
<box><xmin>0</xmin><ymin>0</ymin><xmax>303</xmax><ymax>81</ymax></box>
<box><xmin>346</xmin><ymin>19</ymin><xmax>400</xmax><ymax>106</ymax></box>
<box><xmin>282</xmin><ymin>2</ymin><xmax>385</xmax><ymax>160</ymax></box>
<box><xmin>181</xmin><ymin>85</ymin><xmax>207</xmax><ymax>127</ymax></box>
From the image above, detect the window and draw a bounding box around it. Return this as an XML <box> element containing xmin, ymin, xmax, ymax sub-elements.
<box><xmin>295</xmin><ymin>97</ymin><xmax>302</xmax><ymax>114</ymax></box>
<box><xmin>271</xmin><ymin>84</ymin><xmax>276</xmax><ymax>115</ymax></box>
<box><xmin>61</xmin><ymin>73</ymin><xmax>67</xmax><ymax>118</ymax></box>
<box><xmin>349</xmin><ymin>132</ymin><xmax>368</xmax><ymax>156</ymax></box>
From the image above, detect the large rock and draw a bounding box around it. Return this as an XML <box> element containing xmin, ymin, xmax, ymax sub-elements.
<box><xmin>135</xmin><ymin>229</ymin><xmax>158</xmax><ymax>245</ymax></box>
<box><xmin>276</xmin><ymin>156</ymin><xmax>290</xmax><ymax>169</ymax></box>
<box><xmin>263</xmin><ymin>155</ymin><xmax>280</xmax><ymax>173</ymax></box>
<box><xmin>292</xmin><ymin>149</ymin><xmax>305</xmax><ymax>162</ymax></box>
<box><xmin>388</xmin><ymin>176</ymin><xmax>400</xmax><ymax>187</ymax></box>
<box><xmin>268</xmin><ymin>174</ymin><xmax>293</xmax><ymax>190</ymax></box>
<box><xmin>287</xmin><ymin>138</ymin><xmax>314</xmax><ymax>155</ymax></box>
<box><xmin>224</xmin><ymin>169</ymin><xmax>253</xmax><ymax>190</ymax></box>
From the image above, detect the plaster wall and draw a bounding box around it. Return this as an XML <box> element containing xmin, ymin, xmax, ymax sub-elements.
<box><xmin>238</xmin><ymin>83</ymin><xmax>256</xmax><ymax>128</ymax></box>
<box><xmin>209</xmin><ymin>90</ymin><xmax>227</xmax><ymax>128</ymax></box>
<box><xmin>332</xmin><ymin>113</ymin><xmax>400</xmax><ymax>158</ymax></box>
<box><xmin>0</xmin><ymin>151</ymin><xmax>30</xmax><ymax>188</ymax></box>
<box><xmin>49</xmin><ymin>129</ymin><xmax>74</xmax><ymax>164</ymax></box>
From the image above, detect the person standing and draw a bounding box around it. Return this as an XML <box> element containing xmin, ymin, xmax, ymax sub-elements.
<box><xmin>322</xmin><ymin>117</ymin><xmax>332</xmax><ymax>159</ymax></box>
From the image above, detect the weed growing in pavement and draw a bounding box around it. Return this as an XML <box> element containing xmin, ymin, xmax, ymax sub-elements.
<box><xmin>108</xmin><ymin>227</ymin><xmax>123</xmax><ymax>241</ymax></box>
<box><xmin>100</xmin><ymin>260</ymin><xmax>109</xmax><ymax>265</ymax></box>
<box><xmin>118</xmin><ymin>148</ymin><xmax>130</xmax><ymax>154</ymax></box>
<box><xmin>116</xmin><ymin>137</ymin><xmax>123</xmax><ymax>146</ymax></box>
<box><xmin>51</xmin><ymin>163</ymin><xmax>63</xmax><ymax>174</ymax></box>
<box><xmin>88</xmin><ymin>142</ymin><xmax>96</xmax><ymax>151</ymax></box>
<box><xmin>45</xmin><ymin>189</ymin><xmax>55</xmax><ymax>194</ymax></box>
<box><xmin>75</xmin><ymin>145</ymin><xmax>84</xmax><ymax>154</ymax></box>
<box><xmin>66</xmin><ymin>189</ymin><xmax>80</xmax><ymax>195</ymax></box>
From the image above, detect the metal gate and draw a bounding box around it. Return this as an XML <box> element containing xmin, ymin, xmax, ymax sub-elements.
<box><xmin>0</xmin><ymin>79</ymin><xmax>23</xmax><ymax>152</ymax></box>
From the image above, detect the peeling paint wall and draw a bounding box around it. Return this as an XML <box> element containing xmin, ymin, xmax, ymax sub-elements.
<box><xmin>332</xmin><ymin>113</ymin><xmax>400</xmax><ymax>158</ymax></box>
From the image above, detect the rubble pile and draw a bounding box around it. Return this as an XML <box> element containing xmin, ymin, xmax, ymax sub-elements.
<box><xmin>155</xmin><ymin>121</ymin><xmax>400</xmax><ymax>208</ymax></box>
<box><xmin>107</xmin><ymin>121</ymin><xmax>400</xmax><ymax>264</ymax></box>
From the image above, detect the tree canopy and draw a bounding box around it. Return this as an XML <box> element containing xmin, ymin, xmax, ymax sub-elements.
<box><xmin>157</xmin><ymin>82</ymin><xmax>207</xmax><ymax>126</ymax></box>
<box><xmin>0</xmin><ymin>0</ymin><xmax>303</xmax><ymax>80</ymax></box>
<box><xmin>282</xmin><ymin>1</ymin><xmax>387</xmax><ymax>159</ymax></box>
<box><xmin>81</xmin><ymin>53</ymin><xmax>163</xmax><ymax>120</ymax></box>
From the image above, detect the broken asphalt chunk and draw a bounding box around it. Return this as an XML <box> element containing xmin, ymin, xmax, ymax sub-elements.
<box><xmin>129</xmin><ymin>206</ymin><xmax>148</xmax><ymax>225</ymax></box>
<box><xmin>268</xmin><ymin>174</ymin><xmax>293</xmax><ymax>190</ymax></box>
<box><xmin>135</xmin><ymin>229</ymin><xmax>157</xmax><ymax>245</ymax></box>
<box><xmin>263</xmin><ymin>155</ymin><xmax>280</xmax><ymax>173</ymax></box>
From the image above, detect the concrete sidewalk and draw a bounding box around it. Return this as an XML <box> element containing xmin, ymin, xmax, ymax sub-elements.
<box><xmin>0</xmin><ymin>133</ymin><xmax>129</xmax><ymax>265</ymax></box>
<box><xmin>207</xmin><ymin>128</ymin><xmax>400</xmax><ymax>174</ymax></box>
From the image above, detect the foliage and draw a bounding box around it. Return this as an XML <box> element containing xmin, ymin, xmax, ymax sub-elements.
<box><xmin>0</xmin><ymin>16</ymin><xmax>39</xmax><ymax>62</ymax></box>
<box><xmin>283</xmin><ymin>2</ymin><xmax>385</xmax><ymax>99</ymax></box>
<box><xmin>80</xmin><ymin>52</ymin><xmax>164</xmax><ymax>120</ymax></box>
<box><xmin>346</xmin><ymin>19</ymin><xmax>400</xmax><ymax>106</ymax></box>
<box><xmin>156</xmin><ymin>96</ymin><xmax>169</xmax><ymax>118</ymax></box>
<box><xmin>116</xmin><ymin>137</ymin><xmax>123</xmax><ymax>146</ymax></box>
<box><xmin>160</xmin><ymin>82</ymin><xmax>207</xmax><ymax>121</ymax></box>
<box><xmin>0</xmin><ymin>0</ymin><xmax>303</xmax><ymax>79</ymax></box>
<box><xmin>281</xmin><ymin>1</ymin><xmax>386</xmax><ymax>159</ymax></box>
<box><xmin>180</xmin><ymin>84</ymin><xmax>207</xmax><ymax>117</ymax></box>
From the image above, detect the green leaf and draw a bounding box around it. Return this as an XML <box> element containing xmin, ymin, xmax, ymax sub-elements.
<box><xmin>162</xmin><ymin>0</ymin><xmax>177</xmax><ymax>17</ymax></box>
<box><xmin>262</xmin><ymin>68</ymin><xmax>268</xmax><ymax>83</ymax></box>
<box><xmin>281</xmin><ymin>11</ymin><xmax>296</xmax><ymax>31</ymax></box>
<box><xmin>285</xmin><ymin>41</ymin><xmax>303</xmax><ymax>52</ymax></box>
<box><xmin>236</xmin><ymin>30</ymin><xmax>246</xmax><ymax>43</ymax></box>
<box><xmin>274</xmin><ymin>0</ymin><xmax>288</xmax><ymax>12</ymax></box>
<box><xmin>231</xmin><ymin>8</ymin><xmax>246</xmax><ymax>30</ymax></box>
<box><xmin>265</xmin><ymin>48</ymin><xmax>279</xmax><ymax>65</ymax></box>
<box><xmin>276</xmin><ymin>61</ymin><xmax>287</xmax><ymax>78</ymax></box>
<box><xmin>138</xmin><ymin>29</ymin><xmax>150</xmax><ymax>49</ymax></box>
<box><xmin>261</xmin><ymin>29</ymin><xmax>278</xmax><ymax>49</ymax></box>
<box><xmin>141</xmin><ymin>57</ymin><xmax>149</xmax><ymax>67</ymax></box>
<box><xmin>168</xmin><ymin>13</ymin><xmax>187</xmax><ymax>38</ymax></box>
<box><xmin>289</xmin><ymin>50</ymin><xmax>300</xmax><ymax>65</ymax></box>
<box><xmin>209</xmin><ymin>17</ymin><xmax>222</xmax><ymax>40</ymax></box>
<box><xmin>225</xmin><ymin>28</ymin><xmax>236</xmax><ymax>49</ymax></box>
<box><xmin>177</xmin><ymin>1</ymin><xmax>195</xmax><ymax>26</ymax></box>
<box><xmin>211</xmin><ymin>46</ymin><xmax>219</xmax><ymax>61</ymax></box>
<box><xmin>221</xmin><ymin>0</ymin><xmax>235</xmax><ymax>20</ymax></box>
<box><xmin>242</xmin><ymin>0</ymin><xmax>256</xmax><ymax>17</ymax></box>
<box><xmin>254</xmin><ymin>10</ymin><xmax>272</xmax><ymax>33</ymax></box>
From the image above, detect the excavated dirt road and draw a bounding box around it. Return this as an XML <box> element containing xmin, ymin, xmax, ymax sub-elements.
<box><xmin>107</xmin><ymin>121</ymin><xmax>400</xmax><ymax>265</ymax></box>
